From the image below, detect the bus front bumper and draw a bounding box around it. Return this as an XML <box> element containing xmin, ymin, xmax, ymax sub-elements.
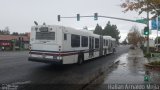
<box><xmin>28</xmin><ymin>57</ymin><xmax>63</xmax><ymax>64</ymax></box>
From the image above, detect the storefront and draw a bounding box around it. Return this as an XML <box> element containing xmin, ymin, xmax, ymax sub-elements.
<box><xmin>0</xmin><ymin>41</ymin><xmax>12</xmax><ymax>50</ymax></box>
<box><xmin>0</xmin><ymin>35</ymin><xmax>30</xmax><ymax>50</ymax></box>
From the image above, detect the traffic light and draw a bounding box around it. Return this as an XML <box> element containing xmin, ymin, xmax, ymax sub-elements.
<box><xmin>58</xmin><ymin>15</ymin><xmax>61</xmax><ymax>22</ymax></box>
<box><xmin>77</xmin><ymin>14</ymin><xmax>80</xmax><ymax>21</ymax></box>
<box><xmin>144</xmin><ymin>26</ymin><xmax>149</xmax><ymax>35</ymax></box>
<box><xmin>94</xmin><ymin>13</ymin><xmax>98</xmax><ymax>20</ymax></box>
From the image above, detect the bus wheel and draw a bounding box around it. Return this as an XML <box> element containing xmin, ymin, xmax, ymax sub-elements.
<box><xmin>77</xmin><ymin>56</ymin><xmax>83</xmax><ymax>65</ymax></box>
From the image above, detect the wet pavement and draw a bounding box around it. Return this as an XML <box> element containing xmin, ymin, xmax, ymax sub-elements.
<box><xmin>92</xmin><ymin>48</ymin><xmax>160</xmax><ymax>90</ymax></box>
<box><xmin>103</xmin><ymin>48</ymin><xmax>147</xmax><ymax>84</ymax></box>
<box><xmin>0</xmin><ymin>45</ymin><xmax>130</xmax><ymax>90</ymax></box>
<box><xmin>1</xmin><ymin>47</ymin><xmax>160</xmax><ymax>90</ymax></box>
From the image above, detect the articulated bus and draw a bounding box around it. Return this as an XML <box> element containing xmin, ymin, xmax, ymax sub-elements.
<box><xmin>28</xmin><ymin>25</ymin><xmax>116</xmax><ymax>64</ymax></box>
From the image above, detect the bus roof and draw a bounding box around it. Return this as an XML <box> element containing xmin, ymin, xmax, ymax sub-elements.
<box><xmin>32</xmin><ymin>25</ymin><xmax>100</xmax><ymax>37</ymax></box>
<box><xmin>103</xmin><ymin>36</ymin><xmax>112</xmax><ymax>39</ymax></box>
<box><xmin>111</xmin><ymin>38</ymin><xmax>116</xmax><ymax>41</ymax></box>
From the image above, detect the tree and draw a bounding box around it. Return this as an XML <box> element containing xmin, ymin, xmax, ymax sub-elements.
<box><xmin>0</xmin><ymin>27</ymin><xmax>10</xmax><ymax>35</ymax></box>
<box><xmin>122</xmin><ymin>39</ymin><xmax>128</xmax><ymax>45</ymax></box>
<box><xmin>103</xmin><ymin>21</ymin><xmax>121</xmax><ymax>43</ymax></box>
<box><xmin>127</xmin><ymin>25</ymin><xmax>144</xmax><ymax>46</ymax></box>
<box><xmin>93</xmin><ymin>24</ymin><xmax>103</xmax><ymax>35</ymax></box>
<box><xmin>103</xmin><ymin>21</ymin><xmax>112</xmax><ymax>35</ymax></box>
<box><xmin>93</xmin><ymin>22</ymin><xmax>121</xmax><ymax>44</ymax></box>
<box><xmin>121</xmin><ymin>0</ymin><xmax>160</xmax><ymax>16</ymax></box>
<box><xmin>12</xmin><ymin>32</ymin><xmax>19</xmax><ymax>35</ymax></box>
<box><xmin>0</xmin><ymin>30</ymin><xmax>2</xmax><ymax>35</ymax></box>
<box><xmin>4</xmin><ymin>27</ymin><xmax>10</xmax><ymax>35</ymax></box>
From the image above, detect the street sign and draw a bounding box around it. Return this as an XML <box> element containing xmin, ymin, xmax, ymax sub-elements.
<box><xmin>135</xmin><ymin>18</ymin><xmax>148</xmax><ymax>24</ymax></box>
<box><xmin>151</xmin><ymin>16</ymin><xmax>160</xmax><ymax>30</ymax></box>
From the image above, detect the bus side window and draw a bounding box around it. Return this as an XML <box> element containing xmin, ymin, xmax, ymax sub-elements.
<box><xmin>81</xmin><ymin>36</ymin><xmax>88</xmax><ymax>47</ymax></box>
<box><xmin>71</xmin><ymin>34</ymin><xmax>80</xmax><ymax>47</ymax></box>
<box><xmin>64</xmin><ymin>33</ymin><xmax>67</xmax><ymax>40</ymax></box>
<box><xmin>103</xmin><ymin>39</ymin><xmax>105</xmax><ymax>46</ymax></box>
<box><xmin>106</xmin><ymin>40</ymin><xmax>108</xmax><ymax>46</ymax></box>
<box><xmin>95</xmin><ymin>38</ymin><xmax>99</xmax><ymax>48</ymax></box>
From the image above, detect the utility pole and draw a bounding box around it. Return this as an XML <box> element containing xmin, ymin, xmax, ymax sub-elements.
<box><xmin>156</xmin><ymin>16</ymin><xmax>159</xmax><ymax>50</ymax></box>
<box><xmin>146</xmin><ymin>2</ymin><xmax>150</xmax><ymax>54</ymax></box>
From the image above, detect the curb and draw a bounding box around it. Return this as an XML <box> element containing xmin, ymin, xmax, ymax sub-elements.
<box><xmin>144</xmin><ymin>63</ymin><xmax>160</xmax><ymax>70</ymax></box>
<box><xmin>82</xmin><ymin>60</ymin><xmax>118</xmax><ymax>90</ymax></box>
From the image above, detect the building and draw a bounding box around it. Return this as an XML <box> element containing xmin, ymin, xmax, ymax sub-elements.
<box><xmin>144</xmin><ymin>39</ymin><xmax>155</xmax><ymax>47</ymax></box>
<box><xmin>0</xmin><ymin>34</ymin><xmax>30</xmax><ymax>50</ymax></box>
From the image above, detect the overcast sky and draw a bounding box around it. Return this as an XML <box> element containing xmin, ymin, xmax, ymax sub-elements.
<box><xmin>0</xmin><ymin>0</ymin><xmax>158</xmax><ymax>42</ymax></box>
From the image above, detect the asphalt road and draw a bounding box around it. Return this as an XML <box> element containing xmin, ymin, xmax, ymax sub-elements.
<box><xmin>0</xmin><ymin>45</ymin><xmax>129</xmax><ymax>88</ymax></box>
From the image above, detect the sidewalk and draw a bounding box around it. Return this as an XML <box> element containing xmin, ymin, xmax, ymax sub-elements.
<box><xmin>99</xmin><ymin>48</ymin><xmax>160</xmax><ymax>84</ymax></box>
<box><xmin>88</xmin><ymin>48</ymin><xmax>160</xmax><ymax>90</ymax></box>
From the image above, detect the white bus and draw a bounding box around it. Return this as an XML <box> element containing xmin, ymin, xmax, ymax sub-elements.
<box><xmin>28</xmin><ymin>25</ymin><xmax>116</xmax><ymax>64</ymax></box>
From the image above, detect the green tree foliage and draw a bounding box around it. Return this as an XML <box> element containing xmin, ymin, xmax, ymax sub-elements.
<box><xmin>103</xmin><ymin>21</ymin><xmax>121</xmax><ymax>43</ymax></box>
<box><xmin>93</xmin><ymin>21</ymin><xmax>121</xmax><ymax>43</ymax></box>
<box><xmin>94</xmin><ymin>24</ymin><xmax>103</xmax><ymax>35</ymax></box>
<box><xmin>12</xmin><ymin>32</ymin><xmax>19</xmax><ymax>35</ymax></box>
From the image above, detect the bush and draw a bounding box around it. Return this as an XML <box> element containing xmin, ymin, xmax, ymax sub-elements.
<box><xmin>149</xmin><ymin>61</ymin><xmax>160</xmax><ymax>66</ymax></box>
<box><xmin>144</xmin><ymin>53</ymin><xmax>151</xmax><ymax>58</ymax></box>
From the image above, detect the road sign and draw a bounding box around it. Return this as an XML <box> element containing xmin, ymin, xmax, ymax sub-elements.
<box><xmin>151</xmin><ymin>16</ymin><xmax>160</xmax><ymax>30</ymax></box>
<box><xmin>135</xmin><ymin>19</ymin><xmax>148</xmax><ymax>24</ymax></box>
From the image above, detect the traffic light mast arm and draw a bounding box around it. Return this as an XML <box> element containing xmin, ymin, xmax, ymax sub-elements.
<box><xmin>99</xmin><ymin>15</ymin><xmax>147</xmax><ymax>25</ymax></box>
<box><xmin>58</xmin><ymin>14</ymin><xmax>147</xmax><ymax>25</ymax></box>
<box><xmin>99</xmin><ymin>15</ymin><xmax>134</xmax><ymax>22</ymax></box>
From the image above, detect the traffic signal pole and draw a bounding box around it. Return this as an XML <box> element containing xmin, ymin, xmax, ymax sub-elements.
<box><xmin>156</xmin><ymin>16</ymin><xmax>159</xmax><ymax>50</ymax></box>
<box><xmin>146</xmin><ymin>3</ymin><xmax>150</xmax><ymax>54</ymax></box>
<box><xmin>58</xmin><ymin>14</ymin><xmax>147</xmax><ymax>24</ymax></box>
